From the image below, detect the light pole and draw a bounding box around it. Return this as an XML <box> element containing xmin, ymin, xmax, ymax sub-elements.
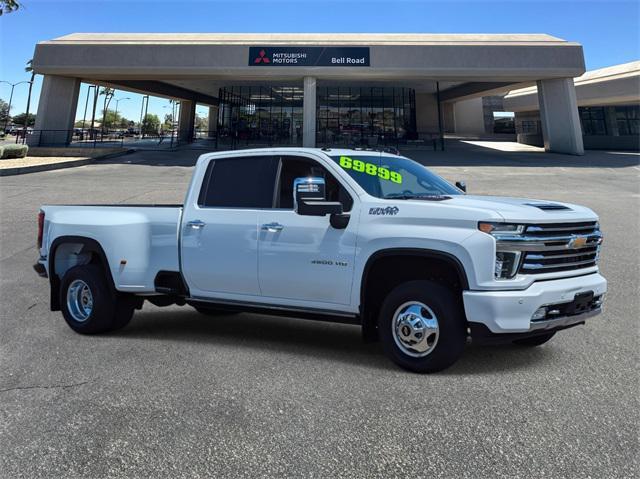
<box><xmin>81</xmin><ymin>85</ymin><xmax>95</xmax><ymax>133</ymax></box>
<box><xmin>0</xmin><ymin>80</ymin><xmax>32</xmax><ymax>133</ymax></box>
<box><xmin>113</xmin><ymin>97</ymin><xmax>130</xmax><ymax>130</ymax></box>
<box><xmin>139</xmin><ymin>95</ymin><xmax>149</xmax><ymax>138</ymax></box>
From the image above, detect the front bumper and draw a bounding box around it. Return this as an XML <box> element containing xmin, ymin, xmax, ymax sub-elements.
<box><xmin>463</xmin><ymin>273</ymin><xmax>607</xmax><ymax>334</ymax></box>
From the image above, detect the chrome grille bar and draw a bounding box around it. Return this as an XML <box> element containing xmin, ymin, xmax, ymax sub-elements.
<box><xmin>496</xmin><ymin>221</ymin><xmax>602</xmax><ymax>275</ymax></box>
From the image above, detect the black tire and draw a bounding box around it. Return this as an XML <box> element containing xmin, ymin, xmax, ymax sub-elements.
<box><xmin>513</xmin><ymin>331</ymin><xmax>556</xmax><ymax>347</ymax></box>
<box><xmin>378</xmin><ymin>280</ymin><xmax>466</xmax><ymax>373</ymax></box>
<box><xmin>193</xmin><ymin>306</ymin><xmax>239</xmax><ymax>316</ymax></box>
<box><xmin>60</xmin><ymin>264</ymin><xmax>135</xmax><ymax>334</ymax></box>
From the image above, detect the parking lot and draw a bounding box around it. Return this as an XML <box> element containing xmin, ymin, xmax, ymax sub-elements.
<box><xmin>1</xmin><ymin>143</ymin><xmax>638</xmax><ymax>478</ymax></box>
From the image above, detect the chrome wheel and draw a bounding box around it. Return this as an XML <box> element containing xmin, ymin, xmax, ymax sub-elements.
<box><xmin>392</xmin><ymin>301</ymin><xmax>439</xmax><ymax>358</ymax></box>
<box><xmin>66</xmin><ymin>279</ymin><xmax>94</xmax><ymax>322</ymax></box>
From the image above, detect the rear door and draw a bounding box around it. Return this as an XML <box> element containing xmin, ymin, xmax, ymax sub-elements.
<box><xmin>181</xmin><ymin>155</ymin><xmax>278</xmax><ymax>299</ymax></box>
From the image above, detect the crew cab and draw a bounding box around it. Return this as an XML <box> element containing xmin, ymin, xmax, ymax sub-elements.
<box><xmin>34</xmin><ymin>148</ymin><xmax>607</xmax><ymax>372</ymax></box>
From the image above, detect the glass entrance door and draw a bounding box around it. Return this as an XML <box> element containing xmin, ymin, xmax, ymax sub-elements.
<box><xmin>316</xmin><ymin>86</ymin><xmax>417</xmax><ymax>148</ymax></box>
<box><xmin>218</xmin><ymin>86</ymin><xmax>304</xmax><ymax>148</ymax></box>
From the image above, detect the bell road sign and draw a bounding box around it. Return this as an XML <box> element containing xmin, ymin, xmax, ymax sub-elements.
<box><xmin>249</xmin><ymin>47</ymin><xmax>370</xmax><ymax>67</ymax></box>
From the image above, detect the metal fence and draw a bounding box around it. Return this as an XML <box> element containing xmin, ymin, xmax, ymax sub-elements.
<box><xmin>7</xmin><ymin>128</ymin><xmax>444</xmax><ymax>152</ymax></box>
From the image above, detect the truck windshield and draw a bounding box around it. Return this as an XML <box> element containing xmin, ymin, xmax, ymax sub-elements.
<box><xmin>330</xmin><ymin>154</ymin><xmax>461</xmax><ymax>199</ymax></box>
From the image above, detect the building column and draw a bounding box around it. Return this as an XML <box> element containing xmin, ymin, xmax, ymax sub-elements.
<box><xmin>302</xmin><ymin>76</ymin><xmax>316</xmax><ymax>148</ymax></box>
<box><xmin>208</xmin><ymin>106</ymin><xmax>218</xmax><ymax>137</ymax></box>
<box><xmin>29</xmin><ymin>75</ymin><xmax>81</xmax><ymax>146</ymax></box>
<box><xmin>537</xmin><ymin>78</ymin><xmax>584</xmax><ymax>155</ymax></box>
<box><xmin>178</xmin><ymin>100</ymin><xmax>196</xmax><ymax>142</ymax></box>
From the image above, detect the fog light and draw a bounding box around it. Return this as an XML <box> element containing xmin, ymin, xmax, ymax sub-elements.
<box><xmin>531</xmin><ymin>307</ymin><xmax>547</xmax><ymax>321</ymax></box>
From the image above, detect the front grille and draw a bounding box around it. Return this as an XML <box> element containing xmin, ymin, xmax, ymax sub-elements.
<box><xmin>496</xmin><ymin>221</ymin><xmax>602</xmax><ymax>275</ymax></box>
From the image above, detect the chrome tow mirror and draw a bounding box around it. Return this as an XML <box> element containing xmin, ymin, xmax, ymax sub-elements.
<box><xmin>294</xmin><ymin>177</ymin><xmax>343</xmax><ymax>217</ymax></box>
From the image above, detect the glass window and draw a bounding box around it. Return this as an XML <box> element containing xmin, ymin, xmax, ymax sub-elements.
<box><xmin>276</xmin><ymin>156</ymin><xmax>353</xmax><ymax>211</ymax></box>
<box><xmin>579</xmin><ymin>107</ymin><xmax>607</xmax><ymax>136</ymax></box>
<box><xmin>199</xmin><ymin>156</ymin><xmax>277</xmax><ymax>208</ymax></box>
<box><xmin>519</xmin><ymin>120</ymin><xmax>539</xmax><ymax>134</ymax></box>
<box><xmin>316</xmin><ymin>87</ymin><xmax>417</xmax><ymax>147</ymax></box>
<box><xmin>331</xmin><ymin>154</ymin><xmax>461</xmax><ymax>199</ymax></box>
<box><xmin>615</xmin><ymin>105</ymin><xmax>640</xmax><ymax>136</ymax></box>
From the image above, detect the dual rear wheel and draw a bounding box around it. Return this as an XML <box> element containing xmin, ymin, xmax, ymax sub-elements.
<box><xmin>60</xmin><ymin>265</ymin><xmax>135</xmax><ymax>334</ymax></box>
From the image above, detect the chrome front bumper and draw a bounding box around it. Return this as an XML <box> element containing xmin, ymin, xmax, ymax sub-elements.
<box><xmin>463</xmin><ymin>273</ymin><xmax>607</xmax><ymax>334</ymax></box>
<box><xmin>528</xmin><ymin>306</ymin><xmax>602</xmax><ymax>332</ymax></box>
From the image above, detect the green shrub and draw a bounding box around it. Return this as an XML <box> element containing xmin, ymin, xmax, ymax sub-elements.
<box><xmin>1</xmin><ymin>144</ymin><xmax>29</xmax><ymax>159</ymax></box>
<box><xmin>0</xmin><ymin>146</ymin><xmax>3</xmax><ymax>158</ymax></box>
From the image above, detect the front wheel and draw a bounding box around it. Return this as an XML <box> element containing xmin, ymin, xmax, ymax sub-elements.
<box><xmin>378</xmin><ymin>280</ymin><xmax>466</xmax><ymax>373</ymax></box>
<box><xmin>60</xmin><ymin>264</ymin><xmax>135</xmax><ymax>334</ymax></box>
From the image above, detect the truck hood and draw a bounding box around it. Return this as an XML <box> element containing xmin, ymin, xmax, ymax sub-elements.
<box><xmin>442</xmin><ymin>195</ymin><xmax>598</xmax><ymax>223</ymax></box>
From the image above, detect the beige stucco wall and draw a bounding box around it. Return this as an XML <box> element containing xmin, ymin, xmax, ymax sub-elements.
<box><xmin>452</xmin><ymin>97</ymin><xmax>486</xmax><ymax>134</ymax></box>
<box><xmin>415</xmin><ymin>93</ymin><xmax>439</xmax><ymax>133</ymax></box>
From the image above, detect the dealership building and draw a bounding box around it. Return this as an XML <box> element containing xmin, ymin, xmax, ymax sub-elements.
<box><xmin>505</xmin><ymin>61</ymin><xmax>639</xmax><ymax>151</ymax></box>
<box><xmin>31</xmin><ymin>33</ymin><xmax>589</xmax><ymax>154</ymax></box>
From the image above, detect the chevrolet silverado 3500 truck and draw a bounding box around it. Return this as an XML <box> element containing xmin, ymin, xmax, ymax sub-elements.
<box><xmin>34</xmin><ymin>148</ymin><xmax>606</xmax><ymax>373</ymax></box>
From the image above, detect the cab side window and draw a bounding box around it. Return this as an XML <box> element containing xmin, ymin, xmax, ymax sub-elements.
<box><xmin>198</xmin><ymin>156</ymin><xmax>277</xmax><ymax>208</ymax></box>
<box><xmin>276</xmin><ymin>156</ymin><xmax>353</xmax><ymax>211</ymax></box>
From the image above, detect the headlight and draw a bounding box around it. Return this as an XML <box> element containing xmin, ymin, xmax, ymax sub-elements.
<box><xmin>495</xmin><ymin>251</ymin><xmax>521</xmax><ymax>279</ymax></box>
<box><xmin>479</xmin><ymin>222</ymin><xmax>525</xmax><ymax>279</ymax></box>
<box><xmin>478</xmin><ymin>222</ymin><xmax>525</xmax><ymax>235</ymax></box>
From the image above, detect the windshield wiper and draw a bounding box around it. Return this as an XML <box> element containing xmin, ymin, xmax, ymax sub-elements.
<box><xmin>384</xmin><ymin>193</ymin><xmax>451</xmax><ymax>201</ymax></box>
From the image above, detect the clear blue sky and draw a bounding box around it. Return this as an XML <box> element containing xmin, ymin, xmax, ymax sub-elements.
<box><xmin>1</xmin><ymin>0</ymin><xmax>638</xmax><ymax>123</ymax></box>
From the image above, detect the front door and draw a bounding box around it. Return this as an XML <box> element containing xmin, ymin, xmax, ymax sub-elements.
<box><xmin>181</xmin><ymin>155</ymin><xmax>278</xmax><ymax>299</ymax></box>
<box><xmin>257</xmin><ymin>155</ymin><xmax>358</xmax><ymax>305</ymax></box>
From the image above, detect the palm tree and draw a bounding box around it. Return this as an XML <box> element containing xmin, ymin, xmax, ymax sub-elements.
<box><xmin>0</xmin><ymin>0</ymin><xmax>21</xmax><ymax>15</ymax></box>
<box><xmin>22</xmin><ymin>59</ymin><xmax>35</xmax><ymax>141</ymax></box>
<box><xmin>99</xmin><ymin>87</ymin><xmax>115</xmax><ymax>133</ymax></box>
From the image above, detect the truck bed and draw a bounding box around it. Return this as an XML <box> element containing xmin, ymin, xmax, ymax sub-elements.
<box><xmin>41</xmin><ymin>205</ymin><xmax>183</xmax><ymax>293</ymax></box>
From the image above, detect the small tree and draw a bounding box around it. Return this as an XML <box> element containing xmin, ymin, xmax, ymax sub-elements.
<box><xmin>141</xmin><ymin>114</ymin><xmax>160</xmax><ymax>135</ymax></box>
<box><xmin>99</xmin><ymin>88</ymin><xmax>115</xmax><ymax>132</ymax></box>
<box><xmin>163</xmin><ymin>113</ymin><xmax>175</xmax><ymax>131</ymax></box>
<box><xmin>101</xmin><ymin>109</ymin><xmax>126</xmax><ymax>129</ymax></box>
<box><xmin>11</xmin><ymin>112</ymin><xmax>35</xmax><ymax>127</ymax></box>
<box><xmin>0</xmin><ymin>0</ymin><xmax>21</xmax><ymax>15</ymax></box>
<box><xmin>195</xmin><ymin>114</ymin><xmax>208</xmax><ymax>131</ymax></box>
<box><xmin>0</xmin><ymin>99</ymin><xmax>9</xmax><ymax>125</ymax></box>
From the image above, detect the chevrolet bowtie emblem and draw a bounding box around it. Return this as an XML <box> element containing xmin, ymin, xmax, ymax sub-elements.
<box><xmin>568</xmin><ymin>235</ymin><xmax>588</xmax><ymax>249</ymax></box>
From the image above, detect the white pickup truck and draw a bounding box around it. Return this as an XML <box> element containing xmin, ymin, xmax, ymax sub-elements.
<box><xmin>34</xmin><ymin>148</ymin><xmax>606</xmax><ymax>372</ymax></box>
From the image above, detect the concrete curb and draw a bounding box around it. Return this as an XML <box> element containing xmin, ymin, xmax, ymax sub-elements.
<box><xmin>0</xmin><ymin>149</ymin><xmax>135</xmax><ymax>176</ymax></box>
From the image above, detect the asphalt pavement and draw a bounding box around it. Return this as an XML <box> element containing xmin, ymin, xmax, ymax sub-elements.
<box><xmin>1</xmin><ymin>144</ymin><xmax>638</xmax><ymax>478</ymax></box>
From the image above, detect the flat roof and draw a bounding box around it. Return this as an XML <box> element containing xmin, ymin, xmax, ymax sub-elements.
<box><xmin>44</xmin><ymin>32</ymin><xmax>576</xmax><ymax>46</ymax></box>
<box><xmin>506</xmin><ymin>60</ymin><xmax>640</xmax><ymax>98</ymax></box>
<box><xmin>503</xmin><ymin>61</ymin><xmax>640</xmax><ymax>110</ymax></box>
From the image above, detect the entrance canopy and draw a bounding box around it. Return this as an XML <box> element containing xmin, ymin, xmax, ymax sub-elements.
<box><xmin>30</xmin><ymin>33</ymin><xmax>587</xmax><ymax>154</ymax></box>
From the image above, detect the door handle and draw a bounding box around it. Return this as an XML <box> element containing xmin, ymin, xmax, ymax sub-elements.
<box><xmin>187</xmin><ymin>219</ymin><xmax>206</xmax><ymax>229</ymax></box>
<box><xmin>261</xmin><ymin>222</ymin><xmax>284</xmax><ymax>232</ymax></box>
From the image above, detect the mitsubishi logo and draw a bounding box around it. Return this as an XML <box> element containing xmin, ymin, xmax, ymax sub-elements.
<box><xmin>254</xmin><ymin>49</ymin><xmax>270</xmax><ymax>64</ymax></box>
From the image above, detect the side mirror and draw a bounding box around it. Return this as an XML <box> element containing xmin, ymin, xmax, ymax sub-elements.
<box><xmin>455</xmin><ymin>181</ymin><xmax>467</xmax><ymax>193</ymax></box>
<box><xmin>294</xmin><ymin>177</ymin><xmax>343</xmax><ymax>217</ymax></box>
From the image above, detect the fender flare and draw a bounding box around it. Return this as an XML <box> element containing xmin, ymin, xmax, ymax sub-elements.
<box><xmin>359</xmin><ymin>248</ymin><xmax>470</xmax><ymax>338</ymax></box>
<box><xmin>48</xmin><ymin>236</ymin><xmax>116</xmax><ymax>311</ymax></box>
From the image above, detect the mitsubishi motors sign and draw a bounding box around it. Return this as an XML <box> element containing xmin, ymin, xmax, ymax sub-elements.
<box><xmin>249</xmin><ymin>46</ymin><xmax>370</xmax><ymax>67</ymax></box>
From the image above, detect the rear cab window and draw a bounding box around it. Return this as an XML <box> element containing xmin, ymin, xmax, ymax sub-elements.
<box><xmin>198</xmin><ymin>156</ymin><xmax>278</xmax><ymax>208</ymax></box>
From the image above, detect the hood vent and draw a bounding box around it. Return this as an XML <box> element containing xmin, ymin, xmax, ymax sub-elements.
<box><xmin>525</xmin><ymin>202</ymin><xmax>572</xmax><ymax>211</ymax></box>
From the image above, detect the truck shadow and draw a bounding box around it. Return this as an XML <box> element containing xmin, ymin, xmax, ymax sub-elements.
<box><xmin>111</xmin><ymin>307</ymin><xmax>556</xmax><ymax>375</ymax></box>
